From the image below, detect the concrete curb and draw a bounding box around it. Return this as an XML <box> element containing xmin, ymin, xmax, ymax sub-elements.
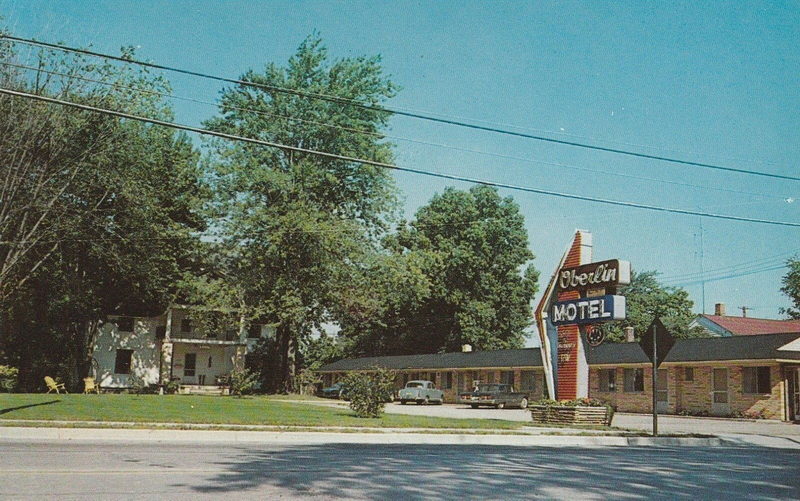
<box><xmin>0</xmin><ymin>426</ymin><xmax>724</xmax><ymax>447</ymax></box>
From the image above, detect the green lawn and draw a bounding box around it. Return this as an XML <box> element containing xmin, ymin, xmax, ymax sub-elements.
<box><xmin>0</xmin><ymin>394</ymin><xmax>524</xmax><ymax>430</ymax></box>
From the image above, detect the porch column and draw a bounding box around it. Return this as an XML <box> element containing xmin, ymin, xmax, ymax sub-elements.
<box><xmin>159</xmin><ymin>307</ymin><xmax>174</xmax><ymax>385</ymax></box>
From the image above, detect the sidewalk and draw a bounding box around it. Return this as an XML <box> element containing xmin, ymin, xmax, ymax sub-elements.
<box><xmin>0</xmin><ymin>424</ymin><xmax>729</xmax><ymax>448</ymax></box>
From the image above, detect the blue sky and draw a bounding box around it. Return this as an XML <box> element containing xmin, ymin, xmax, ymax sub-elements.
<box><xmin>2</xmin><ymin>1</ymin><xmax>798</xmax><ymax>334</ymax></box>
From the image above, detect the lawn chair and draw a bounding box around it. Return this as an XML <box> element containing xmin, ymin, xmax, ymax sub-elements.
<box><xmin>83</xmin><ymin>377</ymin><xmax>100</xmax><ymax>394</ymax></box>
<box><xmin>44</xmin><ymin>376</ymin><xmax>67</xmax><ymax>394</ymax></box>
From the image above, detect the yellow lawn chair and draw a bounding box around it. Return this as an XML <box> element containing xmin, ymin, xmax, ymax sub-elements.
<box><xmin>44</xmin><ymin>376</ymin><xmax>67</xmax><ymax>394</ymax></box>
<box><xmin>83</xmin><ymin>377</ymin><xmax>100</xmax><ymax>394</ymax></box>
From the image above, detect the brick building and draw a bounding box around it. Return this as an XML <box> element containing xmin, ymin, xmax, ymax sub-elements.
<box><xmin>318</xmin><ymin>332</ymin><xmax>800</xmax><ymax>421</ymax></box>
<box><xmin>317</xmin><ymin>347</ymin><xmax>548</xmax><ymax>403</ymax></box>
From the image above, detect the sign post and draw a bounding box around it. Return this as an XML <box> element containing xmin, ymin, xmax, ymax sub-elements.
<box><xmin>639</xmin><ymin>317</ymin><xmax>675</xmax><ymax>437</ymax></box>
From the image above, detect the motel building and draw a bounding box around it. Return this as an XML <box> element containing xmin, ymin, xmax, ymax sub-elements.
<box><xmin>317</xmin><ymin>332</ymin><xmax>800</xmax><ymax>421</ymax></box>
<box><xmin>318</xmin><ymin>231</ymin><xmax>800</xmax><ymax>421</ymax></box>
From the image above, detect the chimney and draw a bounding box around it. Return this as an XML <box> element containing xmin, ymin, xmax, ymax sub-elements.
<box><xmin>461</xmin><ymin>344</ymin><xmax>473</xmax><ymax>353</ymax></box>
<box><xmin>715</xmin><ymin>303</ymin><xmax>726</xmax><ymax>316</ymax></box>
<box><xmin>624</xmin><ymin>327</ymin><xmax>635</xmax><ymax>343</ymax></box>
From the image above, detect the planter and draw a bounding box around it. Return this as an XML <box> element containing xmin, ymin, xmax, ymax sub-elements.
<box><xmin>530</xmin><ymin>404</ymin><xmax>612</xmax><ymax>426</ymax></box>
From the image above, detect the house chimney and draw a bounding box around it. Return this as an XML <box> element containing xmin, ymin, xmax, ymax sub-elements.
<box><xmin>715</xmin><ymin>303</ymin><xmax>726</xmax><ymax>316</ymax></box>
<box><xmin>624</xmin><ymin>327</ymin><xmax>635</xmax><ymax>343</ymax></box>
<box><xmin>461</xmin><ymin>344</ymin><xmax>473</xmax><ymax>353</ymax></box>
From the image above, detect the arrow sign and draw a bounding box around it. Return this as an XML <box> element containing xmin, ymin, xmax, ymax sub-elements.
<box><xmin>639</xmin><ymin>317</ymin><xmax>675</xmax><ymax>368</ymax></box>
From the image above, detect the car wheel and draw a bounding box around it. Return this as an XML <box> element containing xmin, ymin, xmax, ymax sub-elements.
<box><xmin>471</xmin><ymin>404</ymin><xmax>478</xmax><ymax>409</ymax></box>
<box><xmin>400</xmin><ymin>400</ymin><xmax>407</xmax><ymax>405</ymax></box>
<box><xmin>519</xmin><ymin>398</ymin><xmax>528</xmax><ymax>409</ymax></box>
<box><xmin>496</xmin><ymin>402</ymin><xmax>505</xmax><ymax>409</ymax></box>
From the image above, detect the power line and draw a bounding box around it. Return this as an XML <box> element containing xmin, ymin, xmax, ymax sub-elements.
<box><xmin>2</xmin><ymin>87</ymin><xmax>799</xmax><ymax>229</ymax></box>
<box><xmin>4</xmin><ymin>60</ymin><xmax>792</xmax><ymax>203</ymax></box>
<box><xmin>3</xmin><ymin>34</ymin><xmax>798</xmax><ymax>183</ymax></box>
<box><xmin>660</xmin><ymin>250</ymin><xmax>798</xmax><ymax>282</ymax></box>
<box><xmin>669</xmin><ymin>263</ymin><xmax>788</xmax><ymax>287</ymax></box>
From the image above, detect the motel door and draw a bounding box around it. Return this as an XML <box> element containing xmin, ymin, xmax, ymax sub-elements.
<box><xmin>793</xmin><ymin>368</ymin><xmax>800</xmax><ymax>421</ymax></box>
<box><xmin>711</xmin><ymin>368</ymin><xmax>729</xmax><ymax>415</ymax></box>
<box><xmin>656</xmin><ymin>369</ymin><xmax>669</xmax><ymax>413</ymax></box>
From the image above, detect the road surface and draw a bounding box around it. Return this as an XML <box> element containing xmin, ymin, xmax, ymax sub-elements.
<box><xmin>1</xmin><ymin>439</ymin><xmax>798</xmax><ymax>500</ymax></box>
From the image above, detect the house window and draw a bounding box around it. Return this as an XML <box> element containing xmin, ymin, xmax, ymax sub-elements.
<box><xmin>114</xmin><ymin>349</ymin><xmax>133</xmax><ymax>374</ymax></box>
<box><xmin>501</xmin><ymin>371</ymin><xmax>515</xmax><ymax>386</ymax></box>
<box><xmin>624</xmin><ymin>368</ymin><xmax>644</xmax><ymax>392</ymax></box>
<box><xmin>743</xmin><ymin>366</ymin><xmax>771</xmax><ymax>394</ymax></box>
<box><xmin>247</xmin><ymin>324</ymin><xmax>262</xmax><ymax>338</ymax></box>
<box><xmin>520</xmin><ymin>371</ymin><xmax>536</xmax><ymax>391</ymax></box>
<box><xmin>684</xmin><ymin>367</ymin><xmax>694</xmax><ymax>382</ymax></box>
<box><xmin>599</xmin><ymin>369</ymin><xmax>616</xmax><ymax>392</ymax></box>
<box><xmin>184</xmin><ymin>353</ymin><xmax>197</xmax><ymax>377</ymax></box>
<box><xmin>180</xmin><ymin>319</ymin><xmax>192</xmax><ymax>334</ymax></box>
<box><xmin>116</xmin><ymin>317</ymin><xmax>134</xmax><ymax>332</ymax></box>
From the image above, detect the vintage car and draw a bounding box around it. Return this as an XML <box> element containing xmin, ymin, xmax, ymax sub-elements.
<box><xmin>397</xmin><ymin>380</ymin><xmax>444</xmax><ymax>405</ymax></box>
<box><xmin>459</xmin><ymin>383</ymin><xmax>529</xmax><ymax>409</ymax></box>
<box><xmin>319</xmin><ymin>382</ymin><xmax>348</xmax><ymax>399</ymax></box>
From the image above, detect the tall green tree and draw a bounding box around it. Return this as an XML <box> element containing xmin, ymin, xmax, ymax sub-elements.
<box><xmin>339</xmin><ymin>185</ymin><xmax>540</xmax><ymax>356</ymax></box>
<box><xmin>605</xmin><ymin>271</ymin><xmax>707</xmax><ymax>342</ymax></box>
<box><xmin>780</xmin><ymin>257</ymin><xmax>800</xmax><ymax>319</ymax></box>
<box><xmin>205</xmin><ymin>36</ymin><xmax>399</xmax><ymax>391</ymax></box>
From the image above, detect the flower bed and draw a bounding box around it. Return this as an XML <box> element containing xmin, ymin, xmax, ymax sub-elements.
<box><xmin>530</xmin><ymin>398</ymin><xmax>613</xmax><ymax>426</ymax></box>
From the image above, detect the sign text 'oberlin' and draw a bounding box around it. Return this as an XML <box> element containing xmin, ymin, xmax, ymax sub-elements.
<box><xmin>551</xmin><ymin>295</ymin><xmax>627</xmax><ymax>326</ymax></box>
<box><xmin>556</xmin><ymin>259</ymin><xmax>631</xmax><ymax>294</ymax></box>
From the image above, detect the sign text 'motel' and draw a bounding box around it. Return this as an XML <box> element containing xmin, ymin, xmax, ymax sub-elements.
<box><xmin>556</xmin><ymin>259</ymin><xmax>631</xmax><ymax>293</ymax></box>
<box><xmin>550</xmin><ymin>295</ymin><xmax>627</xmax><ymax>326</ymax></box>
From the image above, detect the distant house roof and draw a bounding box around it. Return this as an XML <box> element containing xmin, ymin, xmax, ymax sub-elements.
<box><xmin>317</xmin><ymin>348</ymin><xmax>543</xmax><ymax>372</ymax></box>
<box><xmin>587</xmin><ymin>332</ymin><xmax>800</xmax><ymax>365</ymax></box>
<box><xmin>693</xmin><ymin>314</ymin><xmax>800</xmax><ymax>336</ymax></box>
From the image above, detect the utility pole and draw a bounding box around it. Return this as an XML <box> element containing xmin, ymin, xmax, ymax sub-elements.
<box><xmin>651</xmin><ymin>322</ymin><xmax>658</xmax><ymax>437</ymax></box>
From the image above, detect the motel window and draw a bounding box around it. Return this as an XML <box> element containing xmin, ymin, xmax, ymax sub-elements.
<box><xmin>180</xmin><ymin>318</ymin><xmax>192</xmax><ymax>333</ymax></box>
<box><xmin>247</xmin><ymin>324</ymin><xmax>262</xmax><ymax>338</ymax></box>
<box><xmin>501</xmin><ymin>371</ymin><xmax>515</xmax><ymax>386</ymax></box>
<box><xmin>624</xmin><ymin>368</ymin><xmax>644</xmax><ymax>392</ymax></box>
<box><xmin>116</xmin><ymin>317</ymin><xmax>134</xmax><ymax>332</ymax></box>
<box><xmin>114</xmin><ymin>349</ymin><xmax>133</xmax><ymax>375</ymax></box>
<box><xmin>684</xmin><ymin>367</ymin><xmax>694</xmax><ymax>382</ymax></box>
<box><xmin>520</xmin><ymin>371</ymin><xmax>536</xmax><ymax>391</ymax></box>
<box><xmin>743</xmin><ymin>367</ymin><xmax>771</xmax><ymax>394</ymax></box>
<box><xmin>443</xmin><ymin>372</ymin><xmax>453</xmax><ymax>389</ymax></box>
<box><xmin>599</xmin><ymin>369</ymin><xmax>616</xmax><ymax>392</ymax></box>
<box><xmin>184</xmin><ymin>353</ymin><xmax>197</xmax><ymax>377</ymax></box>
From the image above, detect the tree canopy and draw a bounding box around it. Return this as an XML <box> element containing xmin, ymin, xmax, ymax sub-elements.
<box><xmin>780</xmin><ymin>257</ymin><xmax>800</xmax><ymax>319</ymax></box>
<box><xmin>338</xmin><ymin>185</ymin><xmax>540</xmax><ymax>356</ymax></box>
<box><xmin>605</xmin><ymin>271</ymin><xmax>707</xmax><ymax>342</ymax></box>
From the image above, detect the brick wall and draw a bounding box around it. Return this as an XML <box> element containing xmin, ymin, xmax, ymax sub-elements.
<box><xmin>589</xmin><ymin>363</ymin><xmax>786</xmax><ymax>420</ymax></box>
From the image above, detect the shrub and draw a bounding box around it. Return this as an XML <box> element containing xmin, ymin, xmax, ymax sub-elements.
<box><xmin>164</xmin><ymin>378</ymin><xmax>181</xmax><ymax>395</ymax></box>
<box><xmin>230</xmin><ymin>368</ymin><xmax>259</xmax><ymax>396</ymax></box>
<box><xmin>294</xmin><ymin>368</ymin><xmax>321</xmax><ymax>395</ymax></box>
<box><xmin>340</xmin><ymin>367</ymin><xmax>396</xmax><ymax>418</ymax></box>
<box><xmin>0</xmin><ymin>365</ymin><xmax>18</xmax><ymax>392</ymax></box>
<box><xmin>531</xmin><ymin>397</ymin><xmax>614</xmax><ymax>421</ymax></box>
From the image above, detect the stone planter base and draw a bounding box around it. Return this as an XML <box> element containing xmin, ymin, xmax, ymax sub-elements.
<box><xmin>530</xmin><ymin>405</ymin><xmax>612</xmax><ymax>426</ymax></box>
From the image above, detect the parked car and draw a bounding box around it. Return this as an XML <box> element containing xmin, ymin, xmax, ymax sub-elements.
<box><xmin>397</xmin><ymin>380</ymin><xmax>444</xmax><ymax>405</ymax></box>
<box><xmin>320</xmin><ymin>382</ymin><xmax>348</xmax><ymax>399</ymax></box>
<box><xmin>459</xmin><ymin>383</ymin><xmax>528</xmax><ymax>409</ymax></box>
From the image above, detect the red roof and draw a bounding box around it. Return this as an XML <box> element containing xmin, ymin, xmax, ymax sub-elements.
<box><xmin>701</xmin><ymin>315</ymin><xmax>800</xmax><ymax>336</ymax></box>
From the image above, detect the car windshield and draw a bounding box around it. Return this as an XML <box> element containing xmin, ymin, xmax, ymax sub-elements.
<box><xmin>477</xmin><ymin>384</ymin><xmax>504</xmax><ymax>392</ymax></box>
<box><xmin>406</xmin><ymin>382</ymin><xmax>424</xmax><ymax>388</ymax></box>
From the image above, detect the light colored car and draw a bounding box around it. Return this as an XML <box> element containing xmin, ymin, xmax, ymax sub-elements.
<box><xmin>397</xmin><ymin>380</ymin><xmax>444</xmax><ymax>405</ymax></box>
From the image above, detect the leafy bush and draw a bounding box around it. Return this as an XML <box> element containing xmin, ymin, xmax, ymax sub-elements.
<box><xmin>230</xmin><ymin>368</ymin><xmax>259</xmax><ymax>396</ymax></box>
<box><xmin>531</xmin><ymin>398</ymin><xmax>614</xmax><ymax>420</ymax></box>
<box><xmin>127</xmin><ymin>374</ymin><xmax>158</xmax><ymax>394</ymax></box>
<box><xmin>294</xmin><ymin>368</ymin><xmax>321</xmax><ymax>395</ymax></box>
<box><xmin>0</xmin><ymin>365</ymin><xmax>18</xmax><ymax>392</ymax></box>
<box><xmin>164</xmin><ymin>378</ymin><xmax>181</xmax><ymax>395</ymax></box>
<box><xmin>340</xmin><ymin>368</ymin><xmax>396</xmax><ymax>418</ymax></box>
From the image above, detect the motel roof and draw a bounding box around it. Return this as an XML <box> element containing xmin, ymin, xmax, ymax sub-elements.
<box><xmin>318</xmin><ymin>333</ymin><xmax>800</xmax><ymax>372</ymax></box>
<box><xmin>317</xmin><ymin>348</ymin><xmax>543</xmax><ymax>372</ymax></box>
<box><xmin>587</xmin><ymin>332</ymin><xmax>800</xmax><ymax>365</ymax></box>
<box><xmin>695</xmin><ymin>314</ymin><xmax>800</xmax><ymax>336</ymax></box>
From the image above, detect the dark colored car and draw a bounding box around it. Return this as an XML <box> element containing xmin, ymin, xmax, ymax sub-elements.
<box><xmin>458</xmin><ymin>383</ymin><xmax>529</xmax><ymax>409</ymax></box>
<box><xmin>320</xmin><ymin>382</ymin><xmax>348</xmax><ymax>399</ymax></box>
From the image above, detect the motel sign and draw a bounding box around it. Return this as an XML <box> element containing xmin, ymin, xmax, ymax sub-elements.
<box><xmin>550</xmin><ymin>295</ymin><xmax>627</xmax><ymax>326</ymax></box>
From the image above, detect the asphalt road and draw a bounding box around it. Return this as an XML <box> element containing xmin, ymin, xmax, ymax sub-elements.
<box><xmin>2</xmin><ymin>440</ymin><xmax>798</xmax><ymax>500</ymax></box>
